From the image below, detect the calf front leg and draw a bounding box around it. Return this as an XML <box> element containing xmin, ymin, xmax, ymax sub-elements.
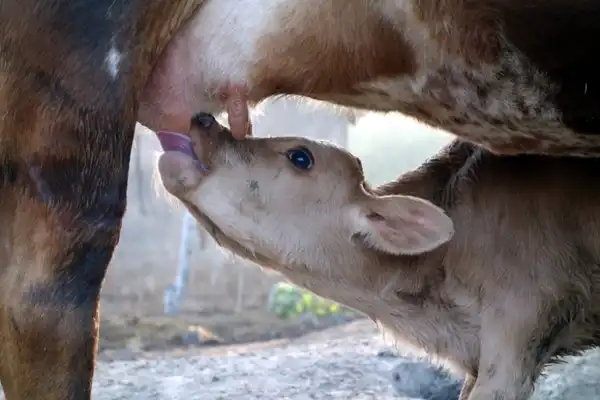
<box><xmin>458</xmin><ymin>373</ymin><xmax>477</xmax><ymax>400</ymax></box>
<box><xmin>467</xmin><ymin>309</ymin><xmax>542</xmax><ymax>400</ymax></box>
<box><xmin>467</xmin><ymin>352</ymin><xmax>536</xmax><ymax>400</ymax></box>
<box><xmin>0</xmin><ymin>126</ymin><xmax>133</xmax><ymax>399</ymax></box>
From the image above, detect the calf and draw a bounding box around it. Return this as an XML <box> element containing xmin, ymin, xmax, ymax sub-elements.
<box><xmin>157</xmin><ymin>113</ymin><xmax>600</xmax><ymax>400</ymax></box>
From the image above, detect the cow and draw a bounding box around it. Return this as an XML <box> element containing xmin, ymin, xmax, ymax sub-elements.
<box><xmin>142</xmin><ymin>0</ymin><xmax>600</xmax><ymax>156</ymax></box>
<box><xmin>157</xmin><ymin>113</ymin><xmax>600</xmax><ymax>400</ymax></box>
<box><xmin>1</xmin><ymin>0</ymin><xmax>599</xmax><ymax>398</ymax></box>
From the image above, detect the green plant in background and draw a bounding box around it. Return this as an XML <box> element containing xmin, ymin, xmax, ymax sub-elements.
<box><xmin>267</xmin><ymin>282</ymin><xmax>356</xmax><ymax>321</ymax></box>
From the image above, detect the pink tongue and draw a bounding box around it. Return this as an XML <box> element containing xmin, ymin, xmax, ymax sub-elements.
<box><xmin>156</xmin><ymin>131</ymin><xmax>194</xmax><ymax>155</ymax></box>
<box><xmin>156</xmin><ymin>131</ymin><xmax>207</xmax><ymax>171</ymax></box>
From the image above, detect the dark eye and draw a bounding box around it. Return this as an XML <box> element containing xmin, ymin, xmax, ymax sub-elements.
<box><xmin>286</xmin><ymin>147</ymin><xmax>314</xmax><ymax>170</ymax></box>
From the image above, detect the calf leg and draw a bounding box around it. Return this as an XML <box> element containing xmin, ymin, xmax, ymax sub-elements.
<box><xmin>235</xmin><ymin>264</ymin><xmax>244</xmax><ymax>313</ymax></box>
<box><xmin>467</xmin><ymin>309</ymin><xmax>542</xmax><ymax>400</ymax></box>
<box><xmin>458</xmin><ymin>373</ymin><xmax>477</xmax><ymax>400</ymax></box>
<box><xmin>467</xmin><ymin>352</ymin><xmax>536</xmax><ymax>399</ymax></box>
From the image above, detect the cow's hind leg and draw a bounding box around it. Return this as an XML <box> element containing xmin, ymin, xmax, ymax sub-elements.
<box><xmin>0</xmin><ymin>122</ymin><xmax>133</xmax><ymax>398</ymax></box>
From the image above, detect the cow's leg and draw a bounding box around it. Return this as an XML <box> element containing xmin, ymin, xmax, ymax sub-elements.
<box><xmin>0</xmin><ymin>0</ymin><xmax>202</xmax><ymax>396</ymax></box>
<box><xmin>0</xmin><ymin>118</ymin><xmax>134</xmax><ymax>399</ymax></box>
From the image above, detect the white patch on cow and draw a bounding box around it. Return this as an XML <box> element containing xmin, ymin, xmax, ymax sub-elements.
<box><xmin>138</xmin><ymin>0</ymin><xmax>292</xmax><ymax>131</ymax></box>
<box><xmin>377</xmin><ymin>0</ymin><xmax>429</xmax><ymax>43</ymax></box>
<box><xmin>104</xmin><ymin>40</ymin><xmax>122</xmax><ymax>80</ymax></box>
<box><xmin>172</xmin><ymin>0</ymin><xmax>289</xmax><ymax>97</ymax></box>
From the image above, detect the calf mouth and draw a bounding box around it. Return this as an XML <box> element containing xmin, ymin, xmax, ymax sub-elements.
<box><xmin>156</xmin><ymin>130</ymin><xmax>209</xmax><ymax>172</ymax></box>
<box><xmin>158</xmin><ymin>111</ymin><xmax>248</xmax><ymax>173</ymax></box>
<box><xmin>154</xmin><ymin>143</ymin><xmax>270</xmax><ymax>267</ymax></box>
<box><xmin>157</xmin><ymin>112</ymin><xmax>275</xmax><ymax>267</ymax></box>
<box><xmin>156</xmin><ymin>111</ymin><xmax>233</xmax><ymax>172</ymax></box>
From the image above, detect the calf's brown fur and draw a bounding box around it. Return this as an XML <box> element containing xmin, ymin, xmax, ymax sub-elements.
<box><xmin>158</xmin><ymin>113</ymin><xmax>600</xmax><ymax>400</ymax></box>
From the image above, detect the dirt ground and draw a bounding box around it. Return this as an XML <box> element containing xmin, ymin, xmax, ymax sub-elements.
<box><xmin>91</xmin><ymin>320</ymin><xmax>404</xmax><ymax>400</ymax></box>
<box><xmin>99</xmin><ymin>257</ymin><xmax>359</xmax><ymax>361</ymax></box>
<box><xmin>98</xmin><ymin>125</ymin><xmax>361</xmax><ymax>361</ymax></box>
<box><xmin>89</xmin><ymin>319</ymin><xmax>600</xmax><ymax>399</ymax></box>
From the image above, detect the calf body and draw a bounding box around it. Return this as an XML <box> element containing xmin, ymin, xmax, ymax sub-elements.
<box><xmin>158</xmin><ymin>114</ymin><xmax>600</xmax><ymax>400</ymax></box>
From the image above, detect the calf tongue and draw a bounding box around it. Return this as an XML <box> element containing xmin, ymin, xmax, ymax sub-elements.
<box><xmin>156</xmin><ymin>131</ymin><xmax>208</xmax><ymax>171</ymax></box>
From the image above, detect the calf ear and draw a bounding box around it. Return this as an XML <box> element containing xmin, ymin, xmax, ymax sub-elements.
<box><xmin>351</xmin><ymin>195</ymin><xmax>454</xmax><ymax>255</ymax></box>
<box><xmin>158</xmin><ymin>151</ymin><xmax>204</xmax><ymax>197</ymax></box>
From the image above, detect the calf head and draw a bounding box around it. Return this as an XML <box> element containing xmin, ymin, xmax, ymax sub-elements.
<box><xmin>157</xmin><ymin>113</ymin><xmax>454</xmax><ymax>276</ymax></box>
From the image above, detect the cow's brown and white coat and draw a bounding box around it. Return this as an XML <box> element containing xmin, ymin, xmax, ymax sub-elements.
<box><xmin>143</xmin><ymin>0</ymin><xmax>600</xmax><ymax>155</ymax></box>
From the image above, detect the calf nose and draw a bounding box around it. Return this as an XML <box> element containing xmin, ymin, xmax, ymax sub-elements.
<box><xmin>189</xmin><ymin>112</ymin><xmax>235</xmax><ymax>143</ymax></box>
<box><xmin>191</xmin><ymin>112</ymin><xmax>216</xmax><ymax>131</ymax></box>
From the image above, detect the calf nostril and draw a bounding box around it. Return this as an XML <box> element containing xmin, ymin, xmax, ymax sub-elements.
<box><xmin>192</xmin><ymin>112</ymin><xmax>216</xmax><ymax>130</ymax></box>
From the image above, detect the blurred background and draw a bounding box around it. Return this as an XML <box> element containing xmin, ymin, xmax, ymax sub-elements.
<box><xmin>99</xmin><ymin>95</ymin><xmax>454</xmax><ymax>361</ymax></box>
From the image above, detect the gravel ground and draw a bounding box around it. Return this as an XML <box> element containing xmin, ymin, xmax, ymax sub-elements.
<box><xmin>86</xmin><ymin>320</ymin><xmax>600</xmax><ymax>400</ymax></box>
<box><xmin>92</xmin><ymin>321</ymin><xmax>401</xmax><ymax>400</ymax></box>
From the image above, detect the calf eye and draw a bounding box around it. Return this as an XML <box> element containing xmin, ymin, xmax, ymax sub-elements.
<box><xmin>286</xmin><ymin>147</ymin><xmax>314</xmax><ymax>170</ymax></box>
